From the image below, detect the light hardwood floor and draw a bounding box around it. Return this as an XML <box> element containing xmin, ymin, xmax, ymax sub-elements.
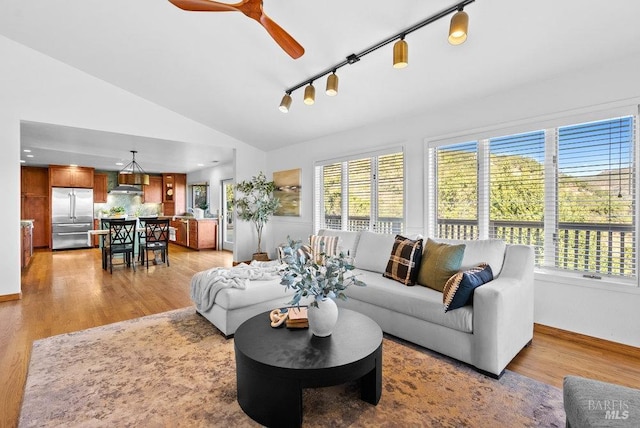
<box><xmin>1</xmin><ymin>245</ymin><xmax>639</xmax><ymax>427</ymax></box>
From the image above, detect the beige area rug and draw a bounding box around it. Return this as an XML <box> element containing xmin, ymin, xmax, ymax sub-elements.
<box><xmin>19</xmin><ymin>307</ymin><xmax>565</xmax><ymax>427</ymax></box>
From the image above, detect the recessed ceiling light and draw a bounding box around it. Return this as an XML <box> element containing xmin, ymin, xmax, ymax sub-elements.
<box><xmin>197</xmin><ymin>163</ymin><xmax>204</xmax><ymax>167</ymax></box>
<box><xmin>23</xmin><ymin>149</ymin><xmax>31</xmax><ymax>153</ymax></box>
<box><xmin>26</xmin><ymin>154</ymin><xmax>34</xmax><ymax>158</ymax></box>
<box><xmin>20</xmin><ymin>159</ymin><xmax>25</xmax><ymax>163</ymax></box>
<box><xmin>115</xmin><ymin>162</ymin><xmax>124</xmax><ymax>166</ymax></box>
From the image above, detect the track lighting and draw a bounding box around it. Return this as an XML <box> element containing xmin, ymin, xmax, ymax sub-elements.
<box><xmin>393</xmin><ymin>37</ymin><xmax>408</xmax><ymax>69</ymax></box>
<box><xmin>278</xmin><ymin>0</ymin><xmax>475</xmax><ymax>112</ymax></box>
<box><xmin>279</xmin><ymin>93</ymin><xmax>292</xmax><ymax>113</ymax></box>
<box><xmin>304</xmin><ymin>83</ymin><xmax>315</xmax><ymax>105</ymax></box>
<box><xmin>448</xmin><ymin>7</ymin><xmax>469</xmax><ymax>45</ymax></box>
<box><xmin>326</xmin><ymin>72</ymin><xmax>339</xmax><ymax>96</ymax></box>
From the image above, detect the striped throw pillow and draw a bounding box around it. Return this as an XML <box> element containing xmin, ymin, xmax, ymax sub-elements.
<box><xmin>309</xmin><ymin>234</ymin><xmax>339</xmax><ymax>263</ymax></box>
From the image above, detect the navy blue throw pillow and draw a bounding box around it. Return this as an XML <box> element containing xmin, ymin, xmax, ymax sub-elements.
<box><xmin>443</xmin><ymin>263</ymin><xmax>493</xmax><ymax>312</ymax></box>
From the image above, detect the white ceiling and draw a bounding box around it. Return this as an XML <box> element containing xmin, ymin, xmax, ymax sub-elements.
<box><xmin>4</xmin><ymin>0</ymin><xmax>640</xmax><ymax>171</ymax></box>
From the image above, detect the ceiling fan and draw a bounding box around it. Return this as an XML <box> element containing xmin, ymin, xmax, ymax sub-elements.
<box><xmin>168</xmin><ymin>0</ymin><xmax>305</xmax><ymax>59</ymax></box>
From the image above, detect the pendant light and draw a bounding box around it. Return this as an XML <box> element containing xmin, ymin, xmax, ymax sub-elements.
<box><xmin>279</xmin><ymin>93</ymin><xmax>292</xmax><ymax>113</ymax></box>
<box><xmin>326</xmin><ymin>72</ymin><xmax>339</xmax><ymax>96</ymax></box>
<box><xmin>393</xmin><ymin>37</ymin><xmax>408</xmax><ymax>69</ymax></box>
<box><xmin>118</xmin><ymin>150</ymin><xmax>149</xmax><ymax>186</ymax></box>
<box><xmin>304</xmin><ymin>83</ymin><xmax>315</xmax><ymax>105</ymax></box>
<box><xmin>448</xmin><ymin>7</ymin><xmax>469</xmax><ymax>45</ymax></box>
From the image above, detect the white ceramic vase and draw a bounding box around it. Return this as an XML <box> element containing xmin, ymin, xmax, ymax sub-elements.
<box><xmin>307</xmin><ymin>297</ymin><xmax>339</xmax><ymax>337</ymax></box>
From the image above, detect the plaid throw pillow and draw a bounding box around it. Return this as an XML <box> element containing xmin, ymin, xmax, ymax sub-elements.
<box><xmin>383</xmin><ymin>235</ymin><xmax>423</xmax><ymax>286</ymax></box>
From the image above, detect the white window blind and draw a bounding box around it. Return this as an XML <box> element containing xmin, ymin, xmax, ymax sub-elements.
<box><xmin>489</xmin><ymin>130</ymin><xmax>545</xmax><ymax>263</ymax></box>
<box><xmin>431</xmin><ymin>114</ymin><xmax>637</xmax><ymax>282</ymax></box>
<box><xmin>376</xmin><ymin>153</ymin><xmax>404</xmax><ymax>234</ymax></box>
<box><xmin>314</xmin><ymin>150</ymin><xmax>404</xmax><ymax>234</ymax></box>
<box><xmin>348</xmin><ymin>158</ymin><xmax>372</xmax><ymax>231</ymax></box>
<box><xmin>436</xmin><ymin>141</ymin><xmax>478</xmax><ymax>239</ymax></box>
<box><xmin>555</xmin><ymin>116</ymin><xmax>636</xmax><ymax>278</ymax></box>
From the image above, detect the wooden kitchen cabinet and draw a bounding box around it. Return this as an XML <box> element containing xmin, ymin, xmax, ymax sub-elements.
<box><xmin>49</xmin><ymin>165</ymin><xmax>94</xmax><ymax>188</ymax></box>
<box><xmin>21</xmin><ymin>223</ymin><xmax>33</xmax><ymax>268</ymax></box>
<box><xmin>162</xmin><ymin>173</ymin><xmax>186</xmax><ymax>215</ymax></box>
<box><xmin>143</xmin><ymin>176</ymin><xmax>162</xmax><ymax>203</ymax></box>
<box><xmin>21</xmin><ymin>166</ymin><xmax>50</xmax><ymax>248</ymax></box>
<box><xmin>93</xmin><ymin>173</ymin><xmax>108</xmax><ymax>202</ymax></box>
<box><xmin>188</xmin><ymin>219</ymin><xmax>217</xmax><ymax>250</ymax></box>
<box><xmin>170</xmin><ymin>219</ymin><xmax>188</xmax><ymax>247</ymax></box>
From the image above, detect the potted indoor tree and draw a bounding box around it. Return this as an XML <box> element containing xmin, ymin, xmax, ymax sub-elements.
<box><xmin>233</xmin><ymin>172</ymin><xmax>280</xmax><ymax>260</ymax></box>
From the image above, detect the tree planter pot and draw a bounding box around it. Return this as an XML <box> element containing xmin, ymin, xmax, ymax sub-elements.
<box><xmin>252</xmin><ymin>252</ymin><xmax>270</xmax><ymax>261</ymax></box>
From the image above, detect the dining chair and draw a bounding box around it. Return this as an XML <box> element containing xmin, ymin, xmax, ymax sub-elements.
<box><xmin>100</xmin><ymin>218</ymin><xmax>112</xmax><ymax>270</ymax></box>
<box><xmin>137</xmin><ymin>216</ymin><xmax>157</xmax><ymax>263</ymax></box>
<box><xmin>141</xmin><ymin>219</ymin><xmax>170</xmax><ymax>269</ymax></box>
<box><xmin>108</xmin><ymin>219</ymin><xmax>137</xmax><ymax>273</ymax></box>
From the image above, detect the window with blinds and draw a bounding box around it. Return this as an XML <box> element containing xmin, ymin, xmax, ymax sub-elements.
<box><xmin>436</xmin><ymin>141</ymin><xmax>479</xmax><ymax>239</ymax></box>
<box><xmin>489</xmin><ymin>131</ymin><xmax>545</xmax><ymax>263</ymax></box>
<box><xmin>431</xmin><ymin>114</ymin><xmax>637</xmax><ymax>281</ymax></box>
<box><xmin>315</xmin><ymin>150</ymin><xmax>404</xmax><ymax>234</ymax></box>
<box><xmin>556</xmin><ymin>117</ymin><xmax>635</xmax><ymax>278</ymax></box>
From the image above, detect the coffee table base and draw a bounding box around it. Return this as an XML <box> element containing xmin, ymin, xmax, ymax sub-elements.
<box><xmin>236</xmin><ymin>343</ymin><xmax>382</xmax><ymax>428</ymax></box>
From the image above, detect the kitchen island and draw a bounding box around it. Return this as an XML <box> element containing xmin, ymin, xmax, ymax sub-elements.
<box><xmin>167</xmin><ymin>217</ymin><xmax>218</xmax><ymax>250</ymax></box>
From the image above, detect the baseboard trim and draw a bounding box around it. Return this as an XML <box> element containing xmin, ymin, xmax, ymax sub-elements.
<box><xmin>0</xmin><ymin>293</ymin><xmax>22</xmax><ymax>302</ymax></box>
<box><xmin>534</xmin><ymin>323</ymin><xmax>639</xmax><ymax>359</ymax></box>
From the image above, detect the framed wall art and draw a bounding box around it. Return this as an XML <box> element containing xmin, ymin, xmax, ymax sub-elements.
<box><xmin>273</xmin><ymin>168</ymin><xmax>301</xmax><ymax>216</ymax></box>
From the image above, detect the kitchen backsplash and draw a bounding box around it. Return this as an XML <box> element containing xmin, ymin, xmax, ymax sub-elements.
<box><xmin>94</xmin><ymin>194</ymin><xmax>161</xmax><ymax>218</ymax></box>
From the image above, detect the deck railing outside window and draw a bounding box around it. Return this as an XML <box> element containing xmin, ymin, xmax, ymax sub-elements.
<box><xmin>437</xmin><ymin>219</ymin><xmax>636</xmax><ymax>278</ymax></box>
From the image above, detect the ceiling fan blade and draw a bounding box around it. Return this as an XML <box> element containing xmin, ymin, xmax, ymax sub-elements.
<box><xmin>168</xmin><ymin>0</ymin><xmax>239</xmax><ymax>13</ymax></box>
<box><xmin>259</xmin><ymin>14</ymin><xmax>304</xmax><ymax>59</ymax></box>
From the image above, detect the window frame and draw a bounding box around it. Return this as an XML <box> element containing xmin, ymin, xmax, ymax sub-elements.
<box><xmin>314</xmin><ymin>146</ymin><xmax>406</xmax><ymax>234</ymax></box>
<box><xmin>426</xmin><ymin>107</ymin><xmax>639</xmax><ymax>287</ymax></box>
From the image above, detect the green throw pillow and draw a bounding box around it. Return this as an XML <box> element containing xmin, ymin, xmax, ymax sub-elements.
<box><xmin>417</xmin><ymin>239</ymin><xmax>466</xmax><ymax>292</ymax></box>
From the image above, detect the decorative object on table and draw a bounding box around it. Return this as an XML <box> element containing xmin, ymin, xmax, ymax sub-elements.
<box><xmin>285</xmin><ymin>306</ymin><xmax>308</xmax><ymax>329</ymax></box>
<box><xmin>280</xmin><ymin>238</ymin><xmax>365</xmax><ymax>337</ymax></box>
<box><xmin>273</xmin><ymin>168</ymin><xmax>301</xmax><ymax>217</ymax></box>
<box><xmin>109</xmin><ymin>206</ymin><xmax>126</xmax><ymax>218</ymax></box>
<box><xmin>269</xmin><ymin>308</ymin><xmax>288</xmax><ymax>328</ymax></box>
<box><xmin>233</xmin><ymin>172</ymin><xmax>280</xmax><ymax>260</ymax></box>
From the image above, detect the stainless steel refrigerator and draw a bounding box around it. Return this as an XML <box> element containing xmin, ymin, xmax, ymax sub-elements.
<box><xmin>51</xmin><ymin>187</ymin><xmax>94</xmax><ymax>250</ymax></box>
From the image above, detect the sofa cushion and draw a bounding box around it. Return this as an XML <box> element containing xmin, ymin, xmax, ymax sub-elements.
<box><xmin>318</xmin><ymin>229</ymin><xmax>360</xmax><ymax>258</ymax></box>
<box><xmin>436</xmin><ymin>238</ymin><xmax>506</xmax><ymax>277</ymax></box>
<box><xmin>346</xmin><ymin>270</ymin><xmax>474</xmax><ymax>333</ymax></box>
<box><xmin>276</xmin><ymin>243</ymin><xmax>312</xmax><ymax>264</ymax></box>
<box><xmin>383</xmin><ymin>235</ymin><xmax>423</xmax><ymax>285</ymax></box>
<box><xmin>417</xmin><ymin>238</ymin><xmax>466</xmax><ymax>292</ymax></box>
<box><xmin>309</xmin><ymin>234</ymin><xmax>339</xmax><ymax>262</ymax></box>
<box><xmin>354</xmin><ymin>230</ymin><xmax>397</xmax><ymax>274</ymax></box>
<box><xmin>443</xmin><ymin>263</ymin><xmax>493</xmax><ymax>312</ymax></box>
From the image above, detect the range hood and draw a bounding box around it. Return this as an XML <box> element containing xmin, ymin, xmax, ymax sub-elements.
<box><xmin>109</xmin><ymin>184</ymin><xmax>143</xmax><ymax>195</ymax></box>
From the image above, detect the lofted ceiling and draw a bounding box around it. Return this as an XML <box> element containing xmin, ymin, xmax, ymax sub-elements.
<box><xmin>3</xmin><ymin>0</ymin><xmax>640</xmax><ymax>171</ymax></box>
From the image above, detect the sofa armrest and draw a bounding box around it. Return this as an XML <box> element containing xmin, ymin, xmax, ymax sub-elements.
<box><xmin>471</xmin><ymin>244</ymin><xmax>535</xmax><ymax>375</ymax></box>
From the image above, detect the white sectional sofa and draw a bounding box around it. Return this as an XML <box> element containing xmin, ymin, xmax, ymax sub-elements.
<box><xmin>194</xmin><ymin>229</ymin><xmax>534</xmax><ymax>377</ymax></box>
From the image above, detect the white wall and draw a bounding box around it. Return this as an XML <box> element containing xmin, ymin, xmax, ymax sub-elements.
<box><xmin>266</xmin><ymin>55</ymin><xmax>640</xmax><ymax>347</ymax></box>
<box><xmin>1</xmin><ymin>35</ymin><xmax>264</xmax><ymax>297</ymax></box>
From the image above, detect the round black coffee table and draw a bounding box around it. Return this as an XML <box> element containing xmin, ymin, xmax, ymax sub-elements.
<box><xmin>234</xmin><ymin>308</ymin><xmax>383</xmax><ymax>428</ymax></box>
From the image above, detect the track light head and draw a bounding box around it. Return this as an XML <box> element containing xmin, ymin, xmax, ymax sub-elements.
<box><xmin>304</xmin><ymin>83</ymin><xmax>315</xmax><ymax>105</ymax></box>
<box><xmin>279</xmin><ymin>93</ymin><xmax>292</xmax><ymax>113</ymax></box>
<box><xmin>448</xmin><ymin>7</ymin><xmax>469</xmax><ymax>45</ymax></box>
<box><xmin>393</xmin><ymin>38</ymin><xmax>408</xmax><ymax>69</ymax></box>
<box><xmin>326</xmin><ymin>73</ymin><xmax>339</xmax><ymax>96</ymax></box>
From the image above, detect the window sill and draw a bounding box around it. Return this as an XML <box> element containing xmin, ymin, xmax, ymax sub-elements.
<box><xmin>534</xmin><ymin>269</ymin><xmax>640</xmax><ymax>295</ymax></box>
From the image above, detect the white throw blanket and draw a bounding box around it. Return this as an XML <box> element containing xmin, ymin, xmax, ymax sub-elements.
<box><xmin>190</xmin><ymin>260</ymin><xmax>283</xmax><ymax>312</ymax></box>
